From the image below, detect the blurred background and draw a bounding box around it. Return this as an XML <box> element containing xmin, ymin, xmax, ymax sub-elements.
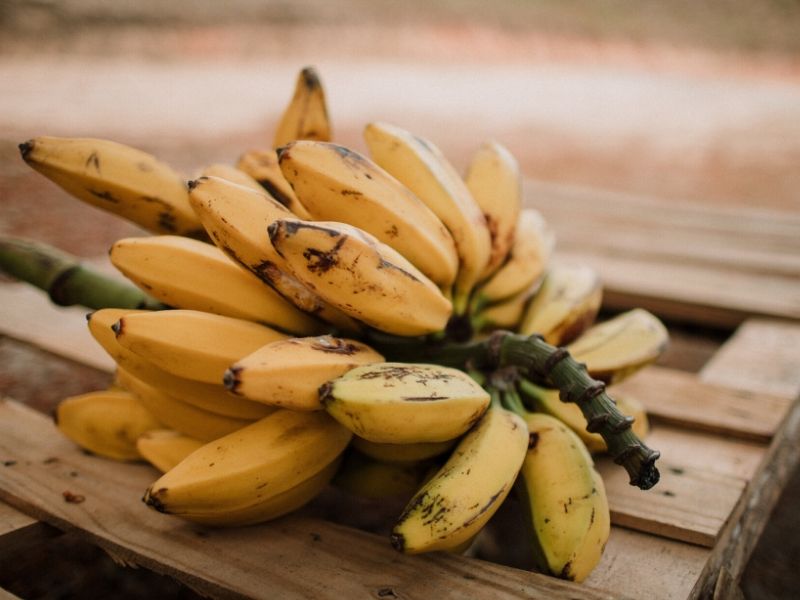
<box><xmin>1</xmin><ymin>1</ymin><xmax>799</xmax><ymax>598</ymax></box>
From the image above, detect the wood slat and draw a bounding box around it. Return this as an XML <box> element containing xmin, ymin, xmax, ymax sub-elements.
<box><xmin>0</xmin><ymin>398</ymin><xmax>622</xmax><ymax>600</ymax></box>
<box><xmin>617</xmin><ymin>366</ymin><xmax>792</xmax><ymax>442</ymax></box>
<box><xmin>526</xmin><ymin>180</ymin><xmax>800</xmax><ymax>326</ymax></box>
<box><xmin>0</xmin><ymin>501</ymin><xmax>61</xmax><ymax>568</ymax></box>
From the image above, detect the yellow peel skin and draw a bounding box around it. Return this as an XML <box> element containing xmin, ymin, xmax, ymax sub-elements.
<box><xmin>273</xmin><ymin>66</ymin><xmax>332</xmax><ymax>149</ymax></box>
<box><xmin>136</xmin><ymin>430</ymin><xmax>204</xmax><ymax>473</ymax></box>
<box><xmin>352</xmin><ymin>437</ymin><xmax>457</xmax><ymax>465</ymax></box>
<box><xmin>236</xmin><ymin>148</ymin><xmax>312</xmax><ymax>219</ymax></box>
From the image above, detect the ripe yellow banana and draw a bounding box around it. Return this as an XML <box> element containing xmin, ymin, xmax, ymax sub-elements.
<box><xmin>277</xmin><ymin>140</ymin><xmax>458</xmax><ymax>287</ymax></box>
<box><xmin>143</xmin><ymin>409</ymin><xmax>351</xmax><ymax>526</ymax></box>
<box><xmin>364</xmin><ymin>122</ymin><xmax>491</xmax><ymax>312</ymax></box>
<box><xmin>519</xmin><ymin>264</ymin><xmax>602</xmax><ymax>345</ymax></box>
<box><xmin>119</xmin><ymin>368</ymin><xmax>252</xmax><ymax>442</ymax></box>
<box><xmin>519</xmin><ymin>381</ymin><xmax>649</xmax><ymax>454</ymax></box>
<box><xmin>197</xmin><ymin>163</ymin><xmax>265</xmax><ymax>193</ymax></box>
<box><xmin>352</xmin><ymin>436</ymin><xmax>456</xmax><ymax>465</ymax></box>
<box><xmin>55</xmin><ymin>389</ymin><xmax>161</xmax><ymax>461</ymax></box>
<box><xmin>391</xmin><ymin>405</ymin><xmax>528</xmax><ymax>553</ymax></box>
<box><xmin>464</xmin><ymin>141</ymin><xmax>522</xmax><ymax>279</ymax></box>
<box><xmin>112</xmin><ymin>309</ymin><xmax>287</xmax><ymax>384</ymax></box>
<box><xmin>567</xmin><ymin>308</ymin><xmax>669</xmax><ymax>385</ymax></box>
<box><xmin>88</xmin><ymin>308</ymin><xmax>275</xmax><ymax>420</ymax></box>
<box><xmin>109</xmin><ymin>235</ymin><xmax>321</xmax><ymax>335</ymax></box>
<box><xmin>269</xmin><ymin>219</ymin><xmax>452</xmax><ymax>335</ymax></box>
<box><xmin>321</xmin><ymin>363</ymin><xmax>489</xmax><ymax>443</ymax></box>
<box><xmin>225</xmin><ymin>335</ymin><xmax>383</xmax><ymax>411</ymax></box>
<box><xmin>474</xmin><ymin>282</ymin><xmax>540</xmax><ymax>331</ymax></box>
<box><xmin>136</xmin><ymin>429</ymin><xmax>204</xmax><ymax>473</ymax></box>
<box><xmin>187</xmin><ymin>175</ymin><xmax>359</xmax><ymax>333</ymax></box>
<box><xmin>273</xmin><ymin>66</ymin><xmax>331</xmax><ymax>148</ymax></box>
<box><xmin>515</xmin><ymin>412</ymin><xmax>610</xmax><ymax>582</ymax></box>
<box><xmin>236</xmin><ymin>149</ymin><xmax>312</xmax><ymax>218</ymax></box>
<box><xmin>19</xmin><ymin>136</ymin><xmax>203</xmax><ymax>237</ymax></box>
<box><xmin>475</xmin><ymin>208</ymin><xmax>554</xmax><ymax>306</ymax></box>
<box><xmin>333</xmin><ymin>451</ymin><xmax>430</xmax><ymax>500</ymax></box>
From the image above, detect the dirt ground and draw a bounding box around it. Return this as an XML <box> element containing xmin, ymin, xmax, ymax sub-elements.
<box><xmin>1</xmin><ymin>1</ymin><xmax>799</xmax><ymax>598</ymax></box>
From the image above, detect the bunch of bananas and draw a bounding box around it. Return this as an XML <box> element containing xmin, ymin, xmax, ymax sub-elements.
<box><xmin>13</xmin><ymin>66</ymin><xmax>668</xmax><ymax>583</ymax></box>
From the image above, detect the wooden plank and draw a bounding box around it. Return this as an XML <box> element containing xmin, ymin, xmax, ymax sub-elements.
<box><xmin>689</xmin><ymin>318</ymin><xmax>800</xmax><ymax>598</ymax></box>
<box><xmin>617</xmin><ymin>366</ymin><xmax>792</xmax><ymax>442</ymax></box>
<box><xmin>0</xmin><ymin>398</ymin><xmax>622</xmax><ymax>600</ymax></box>
<box><xmin>599</xmin><ymin>457</ymin><xmax>745</xmax><ymax>547</ymax></box>
<box><xmin>526</xmin><ymin>180</ymin><xmax>800</xmax><ymax>326</ymax></box>
<box><xmin>585</xmin><ymin>527</ymin><xmax>709</xmax><ymax>600</ymax></box>
<box><xmin>701</xmin><ymin>318</ymin><xmax>800</xmax><ymax>398</ymax></box>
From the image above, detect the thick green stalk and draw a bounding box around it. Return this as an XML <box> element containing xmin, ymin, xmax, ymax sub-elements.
<box><xmin>0</xmin><ymin>237</ymin><xmax>165</xmax><ymax>311</ymax></box>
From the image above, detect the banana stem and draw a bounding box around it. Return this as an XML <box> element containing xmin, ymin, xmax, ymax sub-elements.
<box><xmin>0</xmin><ymin>237</ymin><xmax>166</xmax><ymax>311</ymax></box>
<box><xmin>500</xmin><ymin>387</ymin><xmax>528</xmax><ymax>417</ymax></box>
<box><xmin>491</xmin><ymin>332</ymin><xmax>659</xmax><ymax>490</ymax></box>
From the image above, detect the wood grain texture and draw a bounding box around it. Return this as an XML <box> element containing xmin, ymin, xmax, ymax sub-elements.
<box><xmin>617</xmin><ymin>366</ymin><xmax>792</xmax><ymax>442</ymax></box>
<box><xmin>689</xmin><ymin>318</ymin><xmax>800</xmax><ymax>598</ymax></box>
<box><xmin>527</xmin><ymin>180</ymin><xmax>800</xmax><ymax>327</ymax></box>
<box><xmin>0</xmin><ymin>398</ymin><xmax>623</xmax><ymax>600</ymax></box>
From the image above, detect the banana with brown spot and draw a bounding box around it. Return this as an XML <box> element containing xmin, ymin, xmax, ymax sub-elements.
<box><xmin>188</xmin><ymin>175</ymin><xmax>360</xmax><ymax>333</ymax></box>
<box><xmin>515</xmin><ymin>412</ymin><xmax>610</xmax><ymax>582</ymax></box>
<box><xmin>391</xmin><ymin>406</ymin><xmax>528</xmax><ymax>553</ymax></box>
<box><xmin>197</xmin><ymin>163</ymin><xmax>265</xmax><ymax>193</ymax></box>
<box><xmin>109</xmin><ymin>235</ymin><xmax>322</xmax><ymax>336</ymax></box>
<box><xmin>273</xmin><ymin>66</ymin><xmax>331</xmax><ymax>148</ymax></box>
<box><xmin>236</xmin><ymin>149</ymin><xmax>311</xmax><ymax>218</ymax></box>
<box><xmin>55</xmin><ymin>389</ymin><xmax>162</xmax><ymax>461</ymax></box>
<box><xmin>19</xmin><ymin>136</ymin><xmax>204</xmax><ymax>238</ymax></box>
<box><xmin>268</xmin><ymin>219</ymin><xmax>452</xmax><ymax>336</ymax></box>
<box><xmin>321</xmin><ymin>363</ymin><xmax>490</xmax><ymax>443</ymax></box>
<box><xmin>142</xmin><ymin>409</ymin><xmax>351</xmax><ymax>526</ymax></box>
<box><xmin>364</xmin><ymin>122</ymin><xmax>491</xmax><ymax>313</ymax></box>
<box><xmin>464</xmin><ymin>141</ymin><xmax>522</xmax><ymax>279</ymax></box>
<box><xmin>278</xmin><ymin>140</ymin><xmax>458</xmax><ymax>287</ymax></box>
<box><xmin>225</xmin><ymin>335</ymin><xmax>384</xmax><ymax>411</ymax></box>
<box><xmin>519</xmin><ymin>264</ymin><xmax>602</xmax><ymax>345</ymax></box>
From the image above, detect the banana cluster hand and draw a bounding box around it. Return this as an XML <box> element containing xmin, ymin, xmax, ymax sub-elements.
<box><xmin>21</xmin><ymin>65</ymin><xmax>670</xmax><ymax>584</ymax></box>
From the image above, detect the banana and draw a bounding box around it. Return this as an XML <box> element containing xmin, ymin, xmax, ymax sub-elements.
<box><xmin>566</xmin><ymin>309</ymin><xmax>669</xmax><ymax>385</ymax></box>
<box><xmin>273</xmin><ymin>66</ymin><xmax>331</xmax><ymax>148</ymax></box>
<box><xmin>236</xmin><ymin>149</ymin><xmax>312</xmax><ymax>219</ymax></box>
<box><xmin>514</xmin><ymin>412</ymin><xmax>610</xmax><ymax>582</ymax></box>
<box><xmin>474</xmin><ymin>282</ymin><xmax>540</xmax><ymax>331</ymax></box>
<box><xmin>112</xmin><ymin>309</ymin><xmax>287</xmax><ymax>384</ymax></box>
<box><xmin>519</xmin><ymin>381</ymin><xmax>649</xmax><ymax>454</ymax></box>
<box><xmin>198</xmin><ymin>163</ymin><xmax>265</xmax><ymax>193</ymax></box>
<box><xmin>321</xmin><ymin>363</ymin><xmax>490</xmax><ymax>444</ymax></box>
<box><xmin>519</xmin><ymin>264</ymin><xmax>602</xmax><ymax>345</ymax></box>
<box><xmin>464</xmin><ymin>141</ymin><xmax>522</xmax><ymax>279</ymax></box>
<box><xmin>136</xmin><ymin>429</ymin><xmax>204</xmax><ymax>473</ymax></box>
<box><xmin>19</xmin><ymin>136</ymin><xmax>204</xmax><ymax>237</ymax></box>
<box><xmin>55</xmin><ymin>389</ymin><xmax>161</xmax><ymax>461</ymax></box>
<box><xmin>109</xmin><ymin>235</ymin><xmax>322</xmax><ymax>335</ymax></box>
<box><xmin>333</xmin><ymin>450</ymin><xmax>429</xmax><ymax>499</ymax></box>
<box><xmin>268</xmin><ymin>219</ymin><xmax>452</xmax><ymax>335</ymax></box>
<box><xmin>352</xmin><ymin>436</ymin><xmax>456</xmax><ymax>465</ymax></box>
<box><xmin>225</xmin><ymin>335</ymin><xmax>383</xmax><ymax>411</ymax></box>
<box><xmin>277</xmin><ymin>140</ymin><xmax>458</xmax><ymax>287</ymax></box>
<box><xmin>363</xmin><ymin>122</ymin><xmax>491</xmax><ymax>312</ymax></box>
<box><xmin>143</xmin><ymin>409</ymin><xmax>351</xmax><ymax>526</ymax></box>
<box><xmin>475</xmin><ymin>208</ymin><xmax>554</xmax><ymax>306</ymax></box>
<box><xmin>187</xmin><ymin>175</ymin><xmax>359</xmax><ymax>333</ymax></box>
<box><xmin>88</xmin><ymin>308</ymin><xmax>277</xmax><ymax>420</ymax></box>
<box><xmin>118</xmin><ymin>368</ymin><xmax>252</xmax><ymax>442</ymax></box>
<box><xmin>391</xmin><ymin>406</ymin><xmax>528</xmax><ymax>553</ymax></box>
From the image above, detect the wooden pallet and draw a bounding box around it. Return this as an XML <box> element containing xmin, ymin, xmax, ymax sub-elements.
<box><xmin>1</xmin><ymin>186</ymin><xmax>799</xmax><ymax>599</ymax></box>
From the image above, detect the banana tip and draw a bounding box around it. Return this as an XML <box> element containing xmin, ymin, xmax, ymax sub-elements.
<box><xmin>18</xmin><ymin>140</ymin><xmax>33</xmax><ymax>161</ymax></box>
<box><xmin>223</xmin><ymin>366</ymin><xmax>242</xmax><ymax>393</ymax></box>
<box><xmin>143</xmin><ymin>487</ymin><xmax>169</xmax><ymax>513</ymax></box>
<box><xmin>389</xmin><ymin>532</ymin><xmax>405</xmax><ymax>552</ymax></box>
<box><xmin>111</xmin><ymin>319</ymin><xmax>123</xmax><ymax>337</ymax></box>
<box><xmin>187</xmin><ymin>176</ymin><xmax>207</xmax><ymax>191</ymax></box>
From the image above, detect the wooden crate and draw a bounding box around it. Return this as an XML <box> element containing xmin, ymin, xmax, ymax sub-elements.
<box><xmin>1</xmin><ymin>183</ymin><xmax>799</xmax><ymax>599</ymax></box>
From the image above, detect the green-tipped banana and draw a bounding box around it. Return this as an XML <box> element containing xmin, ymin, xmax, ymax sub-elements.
<box><xmin>320</xmin><ymin>363</ymin><xmax>490</xmax><ymax>443</ymax></box>
<box><xmin>391</xmin><ymin>405</ymin><xmax>528</xmax><ymax>553</ymax></box>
